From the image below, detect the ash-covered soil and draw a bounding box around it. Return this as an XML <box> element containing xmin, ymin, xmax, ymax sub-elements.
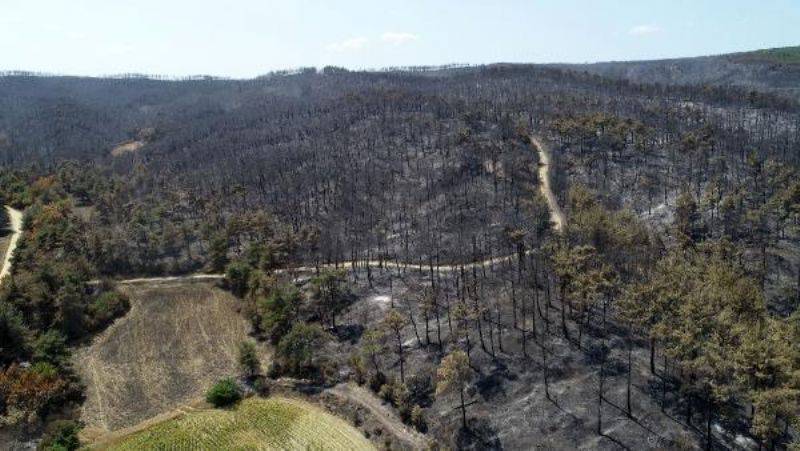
<box><xmin>324</xmin><ymin>267</ymin><xmax>752</xmax><ymax>450</ymax></box>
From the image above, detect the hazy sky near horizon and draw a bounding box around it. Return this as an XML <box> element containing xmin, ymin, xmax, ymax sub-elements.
<box><xmin>2</xmin><ymin>0</ymin><xmax>799</xmax><ymax>78</ymax></box>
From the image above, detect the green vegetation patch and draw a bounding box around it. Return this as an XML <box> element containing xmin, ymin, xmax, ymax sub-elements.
<box><xmin>106</xmin><ymin>397</ymin><xmax>374</xmax><ymax>450</ymax></box>
<box><xmin>734</xmin><ymin>46</ymin><xmax>800</xmax><ymax>65</ymax></box>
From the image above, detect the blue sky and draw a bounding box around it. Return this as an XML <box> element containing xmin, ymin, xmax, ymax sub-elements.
<box><xmin>1</xmin><ymin>0</ymin><xmax>799</xmax><ymax>78</ymax></box>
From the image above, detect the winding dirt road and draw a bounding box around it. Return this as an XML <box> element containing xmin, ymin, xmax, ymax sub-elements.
<box><xmin>0</xmin><ymin>206</ymin><xmax>23</xmax><ymax>281</ymax></box>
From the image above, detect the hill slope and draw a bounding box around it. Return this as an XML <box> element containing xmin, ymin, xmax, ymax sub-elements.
<box><xmin>559</xmin><ymin>45</ymin><xmax>800</xmax><ymax>98</ymax></box>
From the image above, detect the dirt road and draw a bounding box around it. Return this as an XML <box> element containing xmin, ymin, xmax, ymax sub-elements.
<box><xmin>530</xmin><ymin>136</ymin><xmax>565</xmax><ymax>232</ymax></box>
<box><xmin>0</xmin><ymin>206</ymin><xmax>23</xmax><ymax>281</ymax></box>
<box><xmin>326</xmin><ymin>383</ymin><xmax>429</xmax><ymax>450</ymax></box>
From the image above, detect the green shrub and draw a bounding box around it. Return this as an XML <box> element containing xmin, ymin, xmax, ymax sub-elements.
<box><xmin>276</xmin><ymin>323</ymin><xmax>329</xmax><ymax>379</ymax></box>
<box><xmin>31</xmin><ymin>361</ymin><xmax>59</xmax><ymax>379</ymax></box>
<box><xmin>87</xmin><ymin>291</ymin><xmax>130</xmax><ymax>331</ymax></box>
<box><xmin>32</xmin><ymin>330</ymin><xmax>69</xmax><ymax>367</ymax></box>
<box><xmin>238</xmin><ymin>340</ymin><xmax>260</xmax><ymax>378</ymax></box>
<box><xmin>39</xmin><ymin>419</ymin><xmax>81</xmax><ymax>451</ymax></box>
<box><xmin>225</xmin><ymin>261</ymin><xmax>252</xmax><ymax>297</ymax></box>
<box><xmin>205</xmin><ymin>378</ymin><xmax>241</xmax><ymax>407</ymax></box>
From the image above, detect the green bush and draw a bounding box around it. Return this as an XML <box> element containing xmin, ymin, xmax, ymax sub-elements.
<box><xmin>39</xmin><ymin>419</ymin><xmax>81</xmax><ymax>451</ymax></box>
<box><xmin>275</xmin><ymin>323</ymin><xmax>329</xmax><ymax>379</ymax></box>
<box><xmin>237</xmin><ymin>340</ymin><xmax>260</xmax><ymax>378</ymax></box>
<box><xmin>225</xmin><ymin>261</ymin><xmax>252</xmax><ymax>297</ymax></box>
<box><xmin>205</xmin><ymin>378</ymin><xmax>242</xmax><ymax>407</ymax></box>
<box><xmin>87</xmin><ymin>291</ymin><xmax>130</xmax><ymax>331</ymax></box>
<box><xmin>31</xmin><ymin>361</ymin><xmax>59</xmax><ymax>379</ymax></box>
<box><xmin>32</xmin><ymin>330</ymin><xmax>69</xmax><ymax>367</ymax></box>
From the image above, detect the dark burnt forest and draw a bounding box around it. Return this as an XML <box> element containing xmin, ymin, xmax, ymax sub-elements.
<box><xmin>2</xmin><ymin>54</ymin><xmax>800</xmax><ymax>450</ymax></box>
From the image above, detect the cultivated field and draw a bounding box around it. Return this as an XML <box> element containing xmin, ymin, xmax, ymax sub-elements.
<box><xmin>101</xmin><ymin>397</ymin><xmax>374</xmax><ymax>450</ymax></box>
<box><xmin>74</xmin><ymin>281</ymin><xmax>268</xmax><ymax>439</ymax></box>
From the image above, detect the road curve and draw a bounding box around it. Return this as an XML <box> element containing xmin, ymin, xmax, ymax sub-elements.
<box><xmin>87</xmin><ymin>135</ymin><xmax>564</xmax><ymax>286</ymax></box>
<box><xmin>0</xmin><ymin>206</ymin><xmax>23</xmax><ymax>281</ymax></box>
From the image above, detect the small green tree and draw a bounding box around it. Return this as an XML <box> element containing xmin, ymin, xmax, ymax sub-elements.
<box><xmin>348</xmin><ymin>352</ymin><xmax>367</xmax><ymax>385</ymax></box>
<box><xmin>383</xmin><ymin>309</ymin><xmax>408</xmax><ymax>383</ymax></box>
<box><xmin>436</xmin><ymin>350</ymin><xmax>472</xmax><ymax>429</ymax></box>
<box><xmin>257</xmin><ymin>284</ymin><xmax>301</xmax><ymax>344</ymax></box>
<box><xmin>209</xmin><ymin>232</ymin><xmax>230</xmax><ymax>272</ymax></box>
<box><xmin>276</xmin><ymin>323</ymin><xmax>330</xmax><ymax>378</ymax></box>
<box><xmin>225</xmin><ymin>261</ymin><xmax>253</xmax><ymax>297</ymax></box>
<box><xmin>32</xmin><ymin>330</ymin><xmax>69</xmax><ymax>367</ymax></box>
<box><xmin>238</xmin><ymin>340</ymin><xmax>260</xmax><ymax>378</ymax></box>
<box><xmin>674</xmin><ymin>190</ymin><xmax>703</xmax><ymax>248</ymax></box>
<box><xmin>360</xmin><ymin>328</ymin><xmax>385</xmax><ymax>375</ymax></box>
<box><xmin>311</xmin><ymin>269</ymin><xmax>348</xmax><ymax>329</ymax></box>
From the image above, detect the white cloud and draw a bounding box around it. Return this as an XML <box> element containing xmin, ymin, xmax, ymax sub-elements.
<box><xmin>629</xmin><ymin>24</ymin><xmax>662</xmax><ymax>36</ymax></box>
<box><xmin>325</xmin><ymin>37</ymin><xmax>369</xmax><ymax>52</ymax></box>
<box><xmin>381</xmin><ymin>32</ymin><xmax>420</xmax><ymax>46</ymax></box>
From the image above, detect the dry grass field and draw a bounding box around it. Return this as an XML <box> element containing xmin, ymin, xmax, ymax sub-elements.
<box><xmin>74</xmin><ymin>281</ymin><xmax>268</xmax><ymax>440</ymax></box>
<box><xmin>98</xmin><ymin>397</ymin><xmax>374</xmax><ymax>451</ymax></box>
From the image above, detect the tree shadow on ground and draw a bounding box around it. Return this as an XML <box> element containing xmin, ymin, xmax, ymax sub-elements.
<box><xmin>455</xmin><ymin>418</ymin><xmax>503</xmax><ymax>450</ymax></box>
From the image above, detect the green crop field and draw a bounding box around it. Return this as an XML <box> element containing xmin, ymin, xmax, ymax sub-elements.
<box><xmin>102</xmin><ymin>397</ymin><xmax>374</xmax><ymax>451</ymax></box>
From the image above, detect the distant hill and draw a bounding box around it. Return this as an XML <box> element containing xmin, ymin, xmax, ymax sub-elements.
<box><xmin>556</xmin><ymin>45</ymin><xmax>800</xmax><ymax>99</ymax></box>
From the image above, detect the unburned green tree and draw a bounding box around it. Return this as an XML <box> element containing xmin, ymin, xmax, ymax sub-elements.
<box><xmin>238</xmin><ymin>340</ymin><xmax>260</xmax><ymax>378</ymax></box>
<box><xmin>311</xmin><ymin>269</ymin><xmax>348</xmax><ymax>329</ymax></box>
<box><xmin>257</xmin><ymin>283</ymin><xmax>301</xmax><ymax>344</ymax></box>
<box><xmin>276</xmin><ymin>323</ymin><xmax>330</xmax><ymax>379</ymax></box>
<box><xmin>383</xmin><ymin>309</ymin><xmax>409</xmax><ymax>383</ymax></box>
<box><xmin>436</xmin><ymin>350</ymin><xmax>472</xmax><ymax>430</ymax></box>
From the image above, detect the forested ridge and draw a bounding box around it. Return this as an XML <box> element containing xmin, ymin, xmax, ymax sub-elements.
<box><xmin>1</xmin><ymin>52</ymin><xmax>800</xmax><ymax>449</ymax></box>
<box><xmin>558</xmin><ymin>45</ymin><xmax>800</xmax><ymax>100</ymax></box>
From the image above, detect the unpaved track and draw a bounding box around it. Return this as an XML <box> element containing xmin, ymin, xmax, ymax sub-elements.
<box><xmin>0</xmin><ymin>206</ymin><xmax>23</xmax><ymax>281</ymax></box>
<box><xmin>92</xmin><ymin>135</ymin><xmax>564</xmax><ymax>286</ymax></box>
<box><xmin>530</xmin><ymin>136</ymin><xmax>565</xmax><ymax>231</ymax></box>
<box><xmin>326</xmin><ymin>383</ymin><xmax>429</xmax><ymax>450</ymax></box>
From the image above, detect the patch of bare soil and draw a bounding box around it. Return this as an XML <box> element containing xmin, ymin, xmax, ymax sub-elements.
<box><xmin>74</xmin><ymin>281</ymin><xmax>268</xmax><ymax>440</ymax></box>
<box><xmin>110</xmin><ymin>141</ymin><xmax>144</xmax><ymax>157</ymax></box>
